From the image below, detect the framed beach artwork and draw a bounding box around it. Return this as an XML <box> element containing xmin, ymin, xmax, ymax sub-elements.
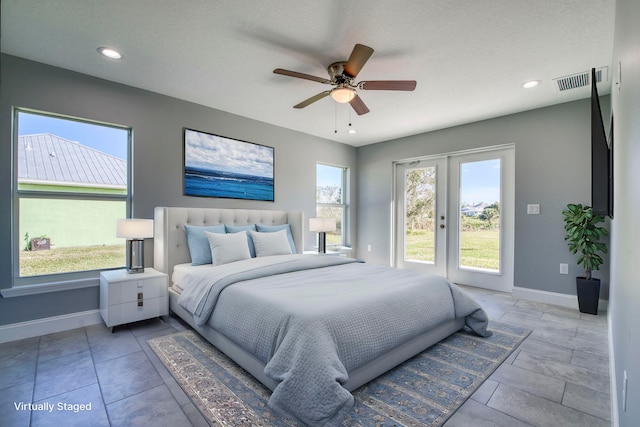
<box><xmin>183</xmin><ymin>128</ymin><xmax>274</xmax><ymax>201</ymax></box>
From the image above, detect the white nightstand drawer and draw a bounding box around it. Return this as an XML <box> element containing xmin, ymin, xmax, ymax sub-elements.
<box><xmin>104</xmin><ymin>296</ymin><xmax>169</xmax><ymax>327</ymax></box>
<box><xmin>107</xmin><ymin>277</ymin><xmax>167</xmax><ymax>305</ymax></box>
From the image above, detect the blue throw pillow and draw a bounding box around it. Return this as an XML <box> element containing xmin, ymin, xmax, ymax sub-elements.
<box><xmin>224</xmin><ymin>224</ymin><xmax>257</xmax><ymax>257</ymax></box>
<box><xmin>256</xmin><ymin>223</ymin><xmax>296</xmax><ymax>254</ymax></box>
<box><xmin>184</xmin><ymin>224</ymin><xmax>226</xmax><ymax>265</ymax></box>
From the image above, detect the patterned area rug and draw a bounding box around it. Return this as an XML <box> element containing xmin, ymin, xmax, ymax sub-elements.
<box><xmin>149</xmin><ymin>322</ymin><xmax>530</xmax><ymax>426</ymax></box>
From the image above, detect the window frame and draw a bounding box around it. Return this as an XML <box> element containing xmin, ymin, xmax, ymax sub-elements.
<box><xmin>315</xmin><ymin>162</ymin><xmax>349</xmax><ymax>248</ymax></box>
<box><xmin>11</xmin><ymin>107</ymin><xmax>132</xmax><ymax>288</ymax></box>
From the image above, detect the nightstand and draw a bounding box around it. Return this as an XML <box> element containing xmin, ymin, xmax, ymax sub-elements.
<box><xmin>100</xmin><ymin>268</ymin><xmax>168</xmax><ymax>331</ymax></box>
<box><xmin>303</xmin><ymin>247</ymin><xmax>353</xmax><ymax>257</ymax></box>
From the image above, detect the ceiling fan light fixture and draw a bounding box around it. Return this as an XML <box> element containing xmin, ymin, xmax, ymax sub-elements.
<box><xmin>331</xmin><ymin>87</ymin><xmax>356</xmax><ymax>103</ymax></box>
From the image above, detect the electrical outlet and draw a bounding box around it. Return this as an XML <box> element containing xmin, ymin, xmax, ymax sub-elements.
<box><xmin>560</xmin><ymin>263</ymin><xmax>569</xmax><ymax>274</ymax></box>
<box><xmin>367</xmin><ymin>244</ymin><xmax>372</xmax><ymax>252</ymax></box>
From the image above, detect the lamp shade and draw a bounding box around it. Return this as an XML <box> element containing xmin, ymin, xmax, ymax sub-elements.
<box><xmin>116</xmin><ymin>219</ymin><xmax>154</xmax><ymax>239</ymax></box>
<box><xmin>309</xmin><ymin>218</ymin><xmax>336</xmax><ymax>233</ymax></box>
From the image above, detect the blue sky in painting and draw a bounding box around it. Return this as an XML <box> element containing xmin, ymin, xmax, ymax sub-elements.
<box><xmin>184</xmin><ymin>129</ymin><xmax>273</xmax><ymax>178</ymax></box>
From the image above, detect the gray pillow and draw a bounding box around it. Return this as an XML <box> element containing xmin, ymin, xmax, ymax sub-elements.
<box><xmin>256</xmin><ymin>223</ymin><xmax>296</xmax><ymax>253</ymax></box>
<box><xmin>205</xmin><ymin>231</ymin><xmax>251</xmax><ymax>266</ymax></box>
<box><xmin>250</xmin><ymin>229</ymin><xmax>293</xmax><ymax>257</ymax></box>
<box><xmin>224</xmin><ymin>224</ymin><xmax>257</xmax><ymax>257</ymax></box>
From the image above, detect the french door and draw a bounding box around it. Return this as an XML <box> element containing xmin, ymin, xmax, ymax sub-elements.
<box><xmin>395</xmin><ymin>147</ymin><xmax>514</xmax><ymax>292</ymax></box>
<box><xmin>395</xmin><ymin>158</ymin><xmax>447</xmax><ymax>276</ymax></box>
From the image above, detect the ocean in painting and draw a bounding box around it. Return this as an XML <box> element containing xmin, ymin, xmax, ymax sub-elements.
<box><xmin>184</xmin><ymin>166</ymin><xmax>274</xmax><ymax>201</ymax></box>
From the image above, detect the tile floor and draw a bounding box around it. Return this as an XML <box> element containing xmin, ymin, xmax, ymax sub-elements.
<box><xmin>0</xmin><ymin>286</ymin><xmax>611</xmax><ymax>427</ymax></box>
<box><xmin>445</xmin><ymin>286</ymin><xmax>611</xmax><ymax>427</ymax></box>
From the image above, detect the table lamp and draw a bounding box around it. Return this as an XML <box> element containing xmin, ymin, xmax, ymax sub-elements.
<box><xmin>309</xmin><ymin>218</ymin><xmax>337</xmax><ymax>253</ymax></box>
<box><xmin>116</xmin><ymin>218</ymin><xmax>154</xmax><ymax>273</ymax></box>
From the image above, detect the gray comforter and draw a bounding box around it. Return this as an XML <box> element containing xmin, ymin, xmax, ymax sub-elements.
<box><xmin>178</xmin><ymin>254</ymin><xmax>491</xmax><ymax>426</ymax></box>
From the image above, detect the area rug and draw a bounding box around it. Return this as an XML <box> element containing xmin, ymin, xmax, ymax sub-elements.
<box><xmin>148</xmin><ymin>322</ymin><xmax>530</xmax><ymax>426</ymax></box>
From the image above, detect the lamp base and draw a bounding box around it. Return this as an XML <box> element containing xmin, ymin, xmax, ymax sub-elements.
<box><xmin>126</xmin><ymin>239</ymin><xmax>145</xmax><ymax>274</ymax></box>
<box><xmin>318</xmin><ymin>232</ymin><xmax>327</xmax><ymax>254</ymax></box>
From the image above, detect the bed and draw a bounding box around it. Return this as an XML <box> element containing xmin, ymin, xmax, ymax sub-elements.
<box><xmin>153</xmin><ymin>206</ymin><xmax>491</xmax><ymax>426</ymax></box>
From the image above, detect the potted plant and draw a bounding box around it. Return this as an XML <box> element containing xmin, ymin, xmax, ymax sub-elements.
<box><xmin>562</xmin><ymin>203</ymin><xmax>608</xmax><ymax>314</ymax></box>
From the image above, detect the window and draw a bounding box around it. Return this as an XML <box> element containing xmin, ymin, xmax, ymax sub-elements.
<box><xmin>316</xmin><ymin>163</ymin><xmax>348</xmax><ymax>248</ymax></box>
<box><xmin>14</xmin><ymin>109</ymin><xmax>130</xmax><ymax>281</ymax></box>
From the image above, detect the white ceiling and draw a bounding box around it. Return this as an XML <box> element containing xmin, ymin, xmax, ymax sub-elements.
<box><xmin>1</xmin><ymin>0</ymin><xmax>616</xmax><ymax>147</ymax></box>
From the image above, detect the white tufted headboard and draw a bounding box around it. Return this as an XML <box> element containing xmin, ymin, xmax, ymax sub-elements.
<box><xmin>153</xmin><ymin>207</ymin><xmax>303</xmax><ymax>278</ymax></box>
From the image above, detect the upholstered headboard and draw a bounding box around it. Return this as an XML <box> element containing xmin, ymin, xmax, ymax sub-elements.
<box><xmin>153</xmin><ymin>207</ymin><xmax>303</xmax><ymax>278</ymax></box>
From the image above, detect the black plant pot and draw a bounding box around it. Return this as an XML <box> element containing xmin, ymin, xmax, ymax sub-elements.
<box><xmin>576</xmin><ymin>277</ymin><xmax>601</xmax><ymax>315</ymax></box>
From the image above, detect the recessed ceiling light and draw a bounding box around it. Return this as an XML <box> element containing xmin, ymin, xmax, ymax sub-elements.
<box><xmin>97</xmin><ymin>47</ymin><xmax>122</xmax><ymax>59</ymax></box>
<box><xmin>522</xmin><ymin>80</ymin><xmax>541</xmax><ymax>89</ymax></box>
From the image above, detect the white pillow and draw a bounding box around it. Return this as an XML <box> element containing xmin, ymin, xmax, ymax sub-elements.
<box><xmin>205</xmin><ymin>231</ymin><xmax>251</xmax><ymax>266</ymax></box>
<box><xmin>250</xmin><ymin>229</ymin><xmax>293</xmax><ymax>257</ymax></box>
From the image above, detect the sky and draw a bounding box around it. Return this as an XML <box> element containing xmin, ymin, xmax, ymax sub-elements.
<box><xmin>317</xmin><ymin>163</ymin><xmax>343</xmax><ymax>188</ymax></box>
<box><xmin>18</xmin><ymin>111</ymin><xmax>129</xmax><ymax>159</ymax></box>
<box><xmin>460</xmin><ymin>158</ymin><xmax>501</xmax><ymax>204</ymax></box>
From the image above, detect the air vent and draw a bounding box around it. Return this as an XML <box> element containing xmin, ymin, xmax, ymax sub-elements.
<box><xmin>553</xmin><ymin>67</ymin><xmax>608</xmax><ymax>92</ymax></box>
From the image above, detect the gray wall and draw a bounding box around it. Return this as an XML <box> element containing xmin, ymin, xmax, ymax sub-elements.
<box><xmin>0</xmin><ymin>54</ymin><xmax>356</xmax><ymax>326</ymax></box>
<box><xmin>609</xmin><ymin>0</ymin><xmax>640</xmax><ymax>424</ymax></box>
<box><xmin>356</xmin><ymin>98</ymin><xmax>610</xmax><ymax>298</ymax></box>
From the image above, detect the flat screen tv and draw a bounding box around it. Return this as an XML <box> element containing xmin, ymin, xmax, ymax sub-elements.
<box><xmin>590</xmin><ymin>68</ymin><xmax>612</xmax><ymax>217</ymax></box>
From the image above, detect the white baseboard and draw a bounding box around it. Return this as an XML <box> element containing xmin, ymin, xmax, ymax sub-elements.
<box><xmin>0</xmin><ymin>309</ymin><xmax>102</xmax><ymax>344</ymax></box>
<box><xmin>608</xmin><ymin>306</ymin><xmax>619</xmax><ymax>426</ymax></box>
<box><xmin>512</xmin><ymin>286</ymin><xmax>609</xmax><ymax>312</ymax></box>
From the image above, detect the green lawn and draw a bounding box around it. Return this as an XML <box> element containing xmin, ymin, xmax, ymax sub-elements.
<box><xmin>20</xmin><ymin>245</ymin><xmax>125</xmax><ymax>277</ymax></box>
<box><xmin>459</xmin><ymin>229</ymin><xmax>500</xmax><ymax>270</ymax></box>
<box><xmin>405</xmin><ymin>230</ymin><xmax>435</xmax><ymax>262</ymax></box>
<box><xmin>20</xmin><ymin>229</ymin><xmax>500</xmax><ymax>276</ymax></box>
<box><xmin>405</xmin><ymin>229</ymin><xmax>499</xmax><ymax>270</ymax></box>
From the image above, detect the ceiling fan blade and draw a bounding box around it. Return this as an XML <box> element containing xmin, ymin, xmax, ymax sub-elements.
<box><xmin>293</xmin><ymin>91</ymin><xmax>331</xmax><ymax>109</ymax></box>
<box><xmin>273</xmin><ymin>68</ymin><xmax>330</xmax><ymax>84</ymax></box>
<box><xmin>349</xmin><ymin>94</ymin><xmax>370</xmax><ymax>115</ymax></box>
<box><xmin>344</xmin><ymin>44</ymin><xmax>374</xmax><ymax>78</ymax></box>
<box><xmin>360</xmin><ymin>80</ymin><xmax>417</xmax><ymax>91</ymax></box>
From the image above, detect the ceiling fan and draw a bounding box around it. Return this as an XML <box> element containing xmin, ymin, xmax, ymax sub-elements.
<box><xmin>273</xmin><ymin>44</ymin><xmax>417</xmax><ymax>115</ymax></box>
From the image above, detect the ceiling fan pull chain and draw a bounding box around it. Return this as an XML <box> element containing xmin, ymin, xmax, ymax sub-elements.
<box><xmin>348</xmin><ymin>108</ymin><xmax>355</xmax><ymax>134</ymax></box>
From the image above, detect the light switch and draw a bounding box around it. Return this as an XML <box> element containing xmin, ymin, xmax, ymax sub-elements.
<box><xmin>527</xmin><ymin>204</ymin><xmax>540</xmax><ymax>215</ymax></box>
